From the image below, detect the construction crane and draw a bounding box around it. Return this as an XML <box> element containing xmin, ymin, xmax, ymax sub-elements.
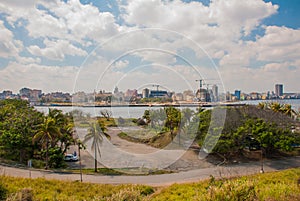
<box><xmin>152</xmin><ymin>84</ymin><xmax>160</xmax><ymax>91</ymax></box>
<box><xmin>195</xmin><ymin>79</ymin><xmax>203</xmax><ymax>90</ymax></box>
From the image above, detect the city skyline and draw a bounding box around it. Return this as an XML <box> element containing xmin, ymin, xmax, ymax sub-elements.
<box><xmin>1</xmin><ymin>82</ymin><xmax>298</xmax><ymax>97</ymax></box>
<box><xmin>0</xmin><ymin>0</ymin><xmax>299</xmax><ymax>94</ymax></box>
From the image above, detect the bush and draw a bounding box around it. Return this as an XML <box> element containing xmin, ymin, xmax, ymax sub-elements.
<box><xmin>140</xmin><ymin>186</ymin><xmax>154</xmax><ymax>196</ymax></box>
<box><xmin>31</xmin><ymin>159</ymin><xmax>45</xmax><ymax>169</ymax></box>
<box><xmin>0</xmin><ymin>182</ymin><xmax>8</xmax><ymax>201</ymax></box>
<box><xmin>48</xmin><ymin>147</ymin><xmax>66</xmax><ymax>168</ymax></box>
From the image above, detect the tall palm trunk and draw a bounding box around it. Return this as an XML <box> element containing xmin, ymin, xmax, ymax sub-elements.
<box><xmin>94</xmin><ymin>147</ymin><xmax>97</xmax><ymax>172</ymax></box>
<box><xmin>45</xmin><ymin>138</ymin><xmax>49</xmax><ymax>169</ymax></box>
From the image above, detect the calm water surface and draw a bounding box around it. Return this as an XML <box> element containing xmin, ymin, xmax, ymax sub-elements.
<box><xmin>35</xmin><ymin>99</ymin><xmax>300</xmax><ymax>118</ymax></box>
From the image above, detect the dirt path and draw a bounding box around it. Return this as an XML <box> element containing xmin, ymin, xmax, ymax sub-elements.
<box><xmin>69</xmin><ymin>127</ymin><xmax>214</xmax><ymax>171</ymax></box>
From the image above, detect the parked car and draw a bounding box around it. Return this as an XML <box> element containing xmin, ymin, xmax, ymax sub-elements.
<box><xmin>64</xmin><ymin>154</ymin><xmax>78</xmax><ymax>162</ymax></box>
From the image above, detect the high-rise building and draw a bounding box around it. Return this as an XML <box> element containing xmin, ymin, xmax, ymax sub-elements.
<box><xmin>234</xmin><ymin>90</ymin><xmax>241</xmax><ymax>100</ymax></box>
<box><xmin>19</xmin><ymin>87</ymin><xmax>31</xmax><ymax>98</ymax></box>
<box><xmin>275</xmin><ymin>84</ymin><xmax>283</xmax><ymax>97</ymax></box>
<box><xmin>142</xmin><ymin>88</ymin><xmax>150</xmax><ymax>98</ymax></box>
<box><xmin>212</xmin><ymin>85</ymin><xmax>218</xmax><ymax>102</ymax></box>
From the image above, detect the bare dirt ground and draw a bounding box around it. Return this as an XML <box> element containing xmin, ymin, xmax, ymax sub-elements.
<box><xmin>67</xmin><ymin>127</ymin><xmax>215</xmax><ymax>171</ymax></box>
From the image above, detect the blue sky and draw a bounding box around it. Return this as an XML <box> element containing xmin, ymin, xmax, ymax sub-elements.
<box><xmin>0</xmin><ymin>0</ymin><xmax>299</xmax><ymax>94</ymax></box>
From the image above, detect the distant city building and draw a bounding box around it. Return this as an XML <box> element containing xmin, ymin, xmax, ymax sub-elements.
<box><xmin>172</xmin><ymin>93</ymin><xmax>184</xmax><ymax>101</ymax></box>
<box><xmin>19</xmin><ymin>87</ymin><xmax>31</xmax><ymax>98</ymax></box>
<box><xmin>250</xmin><ymin>92</ymin><xmax>260</xmax><ymax>100</ymax></box>
<box><xmin>183</xmin><ymin>90</ymin><xmax>194</xmax><ymax>102</ymax></box>
<box><xmin>142</xmin><ymin>88</ymin><xmax>150</xmax><ymax>98</ymax></box>
<box><xmin>196</xmin><ymin>89</ymin><xmax>210</xmax><ymax>102</ymax></box>
<box><xmin>275</xmin><ymin>84</ymin><xmax>283</xmax><ymax>97</ymax></box>
<box><xmin>149</xmin><ymin>90</ymin><xmax>168</xmax><ymax>98</ymax></box>
<box><xmin>113</xmin><ymin>86</ymin><xmax>119</xmax><ymax>94</ymax></box>
<box><xmin>0</xmin><ymin>90</ymin><xmax>14</xmax><ymax>100</ymax></box>
<box><xmin>211</xmin><ymin>85</ymin><xmax>218</xmax><ymax>102</ymax></box>
<box><xmin>234</xmin><ymin>90</ymin><xmax>241</xmax><ymax>100</ymax></box>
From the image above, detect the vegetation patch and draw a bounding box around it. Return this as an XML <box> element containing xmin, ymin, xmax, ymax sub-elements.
<box><xmin>126</xmin><ymin>105</ymin><xmax>300</xmax><ymax>160</ymax></box>
<box><xmin>151</xmin><ymin>168</ymin><xmax>300</xmax><ymax>201</ymax></box>
<box><xmin>0</xmin><ymin>168</ymin><xmax>299</xmax><ymax>200</ymax></box>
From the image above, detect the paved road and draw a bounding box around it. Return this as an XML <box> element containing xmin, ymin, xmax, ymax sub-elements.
<box><xmin>1</xmin><ymin>156</ymin><xmax>299</xmax><ymax>186</ymax></box>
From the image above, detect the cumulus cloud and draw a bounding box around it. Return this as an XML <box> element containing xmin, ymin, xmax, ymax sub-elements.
<box><xmin>0</xmin><ymin>21</ymin><xmax>23</xmax><ymax>58</ymax></box>
<box><xmin>27</xmin><ymin>39</ymin><xmax>87</xmax><ymax>61</ymax></box>
<box><xmin>0</xmin><ymin>0</ymin><xmax>299</xmax><ymax>93</ymax></box>
<box><xmin>0</xmin><ymin>62</ymin><xmax>78</xmax><ymax>93</ymax></box>
<box><xmin>254</xmin><ymin>26</ymin><xmax>300</xmax><ymax>62</ymax></box>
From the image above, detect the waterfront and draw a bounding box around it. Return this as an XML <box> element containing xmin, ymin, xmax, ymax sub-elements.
<box><xmin>35</xmin><ymin>99</ymin><xmax>300</xmax><ymax>118</ymax></box>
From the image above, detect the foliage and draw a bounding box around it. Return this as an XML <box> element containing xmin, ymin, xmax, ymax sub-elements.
<box><xmin>33</xmin><ymin>116</ymin><xmax>61</xmax><ymax>169</ymax></box>
<box><xmin>258</xmin><ymin>102</ymin><xmax>297</xmax><ymax>118</ymax></box>
<box><xmin>140</xmin><ymin>107</ymin><xmax>182</xmax><ymax>135</ymax></box>
<box><xmin>0</xmin><ymin>99</ymin><xmax>44</xmax><ymax>163</ymax></box>
<box><xmin>0</xmin><ymin>182</ymin><xmax>8</xmax><ymax>201</ymax></box>
<box><xmin>185</xmin><ymin>105</ymin><xmax>300</xmax><ymax>157</ymax></box>
<box><xmin>1</xmin><ymin>168</ymin><xmax>299</xmax><ymax>200</ymax></box>
<box><xmin>100</xmin><ymin>109</ymin><xmax>112</xmax><ymax>121</ymax></box>
<box><xmin>83</xmin><ymin>121</ymin><xmax>108</xmax><ymax>172</ymax></box>
<box><xmin>0</xmin><ymin>175</ymin><xmax>153</xmax><ymax>201</ymax></box>
<box><xmin>151</xmin><ymin>168</ymin><xmax>300</xmax><ymax>201</ymax></box>
<box><xmin>48</xmin><ymin>147</ymin><xmax>66</xmax><ymax>169</ymax></box>
<box><xmin>0</xmin><ymin>100</ymin><xmax>75</xmax><ymax>169</ymax></box>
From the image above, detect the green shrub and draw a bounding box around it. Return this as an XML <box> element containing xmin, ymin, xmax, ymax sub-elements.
<box><xmin>0</xmin><ymin>182</ymin><xmax>8</xmax><ymax>201</ymax></box>
<box><xmin>140</xmin><ymin>186</ymin><xmax>154</xmax><ymax>196</ymax></box>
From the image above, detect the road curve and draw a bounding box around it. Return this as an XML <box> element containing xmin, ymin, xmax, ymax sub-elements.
<box><xmin>1</xmin><ymin>156</ymin><xmax>299</xmax><ymax>186</ymax></box>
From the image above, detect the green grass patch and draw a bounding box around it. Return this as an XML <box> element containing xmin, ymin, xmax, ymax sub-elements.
<box><xmin>151</xmin><ymin>168</ymin><xmax>300</xmax><ymax>201</ymax></box>
<box><xmin>0</xmin><ymin>168</ymin><xmax>299</xmax><ymax>200</ymax></box>
<box><xmin>0</xmin><ymin>176</ymin><xmax>154</xmax><ymax>201</ymax></box>
<box><xmin>69</xmin><ymin>167</ymin><xmax>173</xmax><ymax>176</ymax></box>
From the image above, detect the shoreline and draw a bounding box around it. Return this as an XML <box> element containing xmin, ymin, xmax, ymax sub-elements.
<box><xmin>35</xmin><ymin>102</ymin><xmax>246</xmax><ymax>108</ymax></box>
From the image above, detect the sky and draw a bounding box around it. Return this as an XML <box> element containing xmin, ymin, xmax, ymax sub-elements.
<box><xmin>0</xmin><ymin>0</ymin><xmax>299</xmax><ymax>94</ymax></box>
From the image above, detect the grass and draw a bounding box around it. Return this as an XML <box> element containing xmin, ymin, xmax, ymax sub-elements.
<box><xmin>0</xmin><ymin>168</ymin><xmax>299</xmax><ymax>200</ymax></box>
<box><xmin>151</xmin><ymin>168</ymin><xmax>300</xmax><ymax>201</ymax></box>
<box><xmin>67</xmin><ymin>167</ymin><xmax>173</xmax><ymax>176</ymax></box>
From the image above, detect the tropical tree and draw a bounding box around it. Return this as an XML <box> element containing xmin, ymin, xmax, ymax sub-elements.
<box><xmin>0</xmin><ymin>99</ymin><xmax>43</xmax><ymax>162</ymax></box>
<box><xmin>280</xmin><ymin>104</ymin><xmax>296</xmax><ymax>118</ymax></box>
<box><xmin>33</xmin><ymin>116</ymin><xmax>61</xmax><ymax>169</ymax></box>
<box><xmin>269</xmin><ymin>102</ymin><xmax>282</xmax><ymax>112</ymax></box>
<box><xmin>181</xmin><ymin>108</ymin><xmax>194</xmax><ymax>126</ymax></box>
<box><xmin>164</xmin><ymin>107</ymin><xmax>181</xmax><ymax>140</ymax></box>
<box><xmin>257</xmin><ymin>102</ymin><xmax>268</xmax><ymax>110</ymax></box>
<box><xmin>83</xmin><ymin>121</ymin><xmax>107</xmax><ymax>172</ymax></box>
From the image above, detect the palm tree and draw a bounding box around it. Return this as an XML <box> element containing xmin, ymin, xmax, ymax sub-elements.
<box><xmin>33</xmin><ymin>116</ymin><xmax>61</xmax><ymax>169</ymax></box>
<box><xmin>269</xmin><ymin>102</ymin><xmax>282</xmax><ymax>112</ymax></box>
<box><xmin>257</xmin><ymin>102</ymin><xmax>268</xmax><ymax>110</ymax></box>
<box><xmin>280</xmin><ymin>104</ymin><xmax>296</xmax><ymax>118</ymax></box>
<box><xmin>83</xmin><ymin>121</ymin><xmax>108</xmax><ymax>172</ymax></box>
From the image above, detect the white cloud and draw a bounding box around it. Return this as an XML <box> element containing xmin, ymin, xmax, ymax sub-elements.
<box><xmin>36</xmin><ymin>0</ymin><xmax>121</xmax><ymax>43</ymax></box>
<box><xmin>16</xmin><ymin>56</ymin><xmax>41</xmax><ymax>64</ymax></box>
<box><xmin>26</xmin><ymin>8</ymin><xmax>68</xmax><ymax>39</ymax></box>
<box><xmin>112</xmin><ymin>60</ymin><xmax>129</xmax><ymax>69</ymax></box>
<box><xmin>121</xmin><ymin>0</ymin><xmax>278</xmax><ymax>53</ymax></box>
<box><xmin>0</xmin><ymin>62</ymin><xmax>78</xmax><ymax>93</ymax></box>
<box><xmin>254</xmin><ymin>26</ymin><xmax>300</xmax><ymax>62</ymax></box>
<box><xmin>0</xmin><ymin>0</ymin><xmax>37</xmax><ymax>27</ymax></box>
<box><xmin>209</xmin><ymin>0</ymin><xmax>278</xmax><ymax>36</ymax></box>
<box><xmin>27</xmin><ymin>39</ymin><xmax>87</xmax><ymax>61</ymax></box>
<box><xmin>0</xmin><ymin>21</ymin><xmax>23</xmax><ymax>58</ymax></box>
<box><xmin>0</xmin><ymin>0</ymin><xmax>299</xmax><ymax>94</ymax></box>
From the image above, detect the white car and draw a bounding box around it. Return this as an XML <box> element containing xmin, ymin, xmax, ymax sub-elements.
<box><xmin>64</xmin><ymin>154</ymin><xmax>79</xmax><ymax>162</ymax></box>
